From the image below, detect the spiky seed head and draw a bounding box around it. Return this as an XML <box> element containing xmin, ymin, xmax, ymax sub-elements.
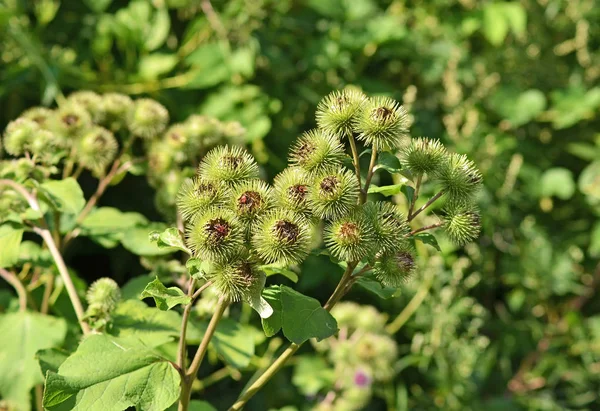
<box><xmin>176</xmin><ymin>177</ymin><xmax>229</xmax><ymax>222</ymax></box>
<box><xmin>164</xmin><ymin>123</ymin><xmax>190</xmax><ymax>151</ymax></box>
<box><xmin>209</xmin><ymin>254</ymin><xmax>265</xmax><ymax>302</ymax></box>
<box><xmin>316</xmin><ymin>89</ymin><xmax>367</xmax><ymax>137</ymax></box>
<box><xmin>309</xmin><ymin>168</ymin><xmax>360</xmax><ymax>219</ymax></box>
<box><xmin>435</xmin><ymin>153</ymin><xmax>482</xmax><ymax>201</ymax></box>
<box><xmin>147</xmin><ymin>140</ymin><xmax>175</xmax><ymax>176</ymax></box>
<box><xmin>442</xmin><ymin>201</ymin><xmax>481</xmax><ymax>245</ymax></box>
<box><xmin>102</xmin><ymin>93</ymin><xmax>133</xmax><ymax>131</ymax></box>
<box><xmin>363</xmin><ymin>202</ymin><xmax>410</xmax><ymax>254</ymax></box>
<box><xmin>231</xmin><ymin>179</ymin><xmax>274</xmax><ymax>223</ymax></box>
<box><xmin>185</xmin><ymin>115</ymin><xmax>223</xmax><ymax>149</ymax></box>
<box><xmin>324</xmin><ymin>211</ymin><xmax>376</xmax><ymax>262</ymax></box>
<box><xmin>3</xmin><ymin>118</ymin><xmax>39</xmax><ymax>156</ymax></box>
<box><xmin>272</xmin><ymin>167</ymin><xmax>313</xmax><ymax>215</ymax></box>
<box><xmin>86</xmin><ymin>277</ymin><xmax>121</xmax><ymax>311</ymax></box>
<box><xmin>127</xmin><ymin>98</ymin><xmax>169</xmax><ymax>139</ymax></box>
<box><xmin>220</xmin><ymin>121</ymin><xmax>245</xmax><ymax>141</ymax></box>
<box><xmin>28</xmin><ymin>129</ymin><xmax>61</xmax><ymax>164</ymax></box>
<box><xmin>373</xmin><ymin>248</ymin><xmax>416</xmax><ymax>288</ymax></box>
<box><xmin>55</xmin><ymin>102</ymin><xmax>92</xmax><ymax>136</ymax></box>
<box><xmin>400</xmin><ymin>137</ymin><xmax>447</xmax><ymax>176</ymax></box>
<box><xmin>252</xmin><ymin>209</ymin><xmax>312</xmax><ymax>266</ymax></box>
<box><xmin>186</xmin><ymin>208</ymin><xmax>244</xmax><ymax>262</ymax></box>
<box><xmin>198</xmin><ymin>145</ymin><xmax>259</xmax><ymax>185</ymax></box>
<box><xmin>20</xmin><ymin>107</ymin><xmax>55</xmax><ymax>128</ymax></box>
<box><xmin>353</xmin><ymin>96</ymin><xmax>410</xmax><ymax>151</ymax></box>
<box><xmin>68</xmin><ymin>90</ymin><xmax>106</xmax><ymax>123</ymax></box>
<box><xmin>76</xmin><ymin>126</ymin><xmax>118</xmax><ymax>173</ymax></box>
<box><xmin>289</xmin><ymin>129</ymin><xmax>346</xmax><ymax>175</ymax></box>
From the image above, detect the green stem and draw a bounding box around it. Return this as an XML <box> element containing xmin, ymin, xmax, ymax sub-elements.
<box><xmin>363</xmin><ymin>148</ymin><xmax>378</xmax><ymax>197</ymax></box>
<box><xmin>347</xmin><ymin>135</ymin><xmax>363</xmax><ymax>202</ymax></box>
<box><xmin>0</xmin><ymin>267</ymin><xmax>27</xmax><ymax>312</ymax></box>
<box><xmin>385</xmin><ymin>271</ymin><xmax>433</xmax><ymax>335</ymax></box>
<box><xmin>408</xmin><ymin>190</ymin><xmax>444</xmax><ymax>222</ymax></box>
<box><xmin>408</xmin><ymin>222</ymin><xmax>443</xmax><ymax>236</ymax></box>
<box><xmin>408</xmin><ymin>174</ymin><xmax>422</xmax><ymax>218</ymax></box>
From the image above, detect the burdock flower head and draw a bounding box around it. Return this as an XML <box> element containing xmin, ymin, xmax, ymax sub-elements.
<box><xmin>400</xmin><ymin>137</ymin><xmax>447</xmax><ymax>176</ymax></box>
<box><xmin>316</xmin><ymin>88</ymin><xmax>367</xmax><ymax>137</ymax></box>
<box><xmin>176</xmin><ymin>177</ymin><xmax>230</xmax><ymax>222</ymax></box>
<box><xmin>324</xmin><ymin>210</ymin><xmax>375</xmax><ymax>262</ymax></box>
<box><xmin>353</xmin><ymin>95</ymin><xmax>410</xmax><ymax>151</ymax></box>
<box><xmin>186</xmin><ymin>207</ymin><xmax>244</xmax><ymax>262</ymax></box>
<box><xmin>435</xmin><ymin>153</ymin><xmax>482</xmax><ymax>201</ymax></box>
<box><xmin>289</xmin><ymin>129</ymin><xmax>346</xmax><ymax>176</ymax></box>
<box><xmin>127</xmin><ymin>98</ymin><xmax>169</xmax><ymax>139</ymax></box>
<box><xmin>442</xmin><ymin>201</ymin><xmax>481</xmax><ymax>246</ymax></box>
<box><xmin>309</xmin><ymin>167</ymin><xmax>360</xmax><ymax>219</ymax></box>
<box><xmin>198</xmin><ymin>145</ymin><xmax>259</xmax><ymax>185</ymax></box>
<box><xmin>76</xmin><ymin>126</ymin><xmax>118</xmax><ymax>173</ymax></box>
<box><xmin>272</xmin><ymin>167</ymin><xmax>312</xmax><ymax>215</ymax></box>
<box><xmin>373</xmin><ymin>247</ymin><xmax>416</xmax><ymax>288</ymax></box>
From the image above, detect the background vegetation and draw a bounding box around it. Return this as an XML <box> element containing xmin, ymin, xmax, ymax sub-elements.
<box><xmin>1</xmin><ymin>0</ymin><xmax>599</xmax><ymax>409</ymax></box>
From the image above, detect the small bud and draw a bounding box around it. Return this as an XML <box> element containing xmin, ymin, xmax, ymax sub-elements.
<box><xmin>353</xmin><ymin>96</ymin><xmax>410</xmax><ymax>151</ymax></box>
<box><xmin>102</xmin><ymin>93</ymin><xmax>134</xmax><ymax>131</ymax></box>
<box><xmin>209</xmin><ymin>254</ymin><xmax>265</xmax><ymax>302</ymax></box>
<box><xmin>324</xmin><ymin>211</ymin><xmax>375</xmax><ymax>262</ymax></box>
<box><xmin>21</xmin><ymin>107</ymin><xmax>55</xmax><ymax>128</ymax></box>
<box><xmin>185</xmin><ymin>115</ymin><xmax>223</xmax><ymax>149</ymax></box>
<box><xmin>76</xmin><ymin>126</ymin><xmax>118</xmax><ymax>173</ymax></box>
<box><xmin>309</xmin><ymin>168</ymin><xmax>359</xmax><ymax>219</ymax></box>
<box><xmin>127</xmin><ymin>98</ymin><xmax>169</xmax><ymax>139</ymax></box>
<box><xmin>316</xmin><ymin>89</ymin><xmax>367</xmax><ymax>137</ymax></box>
<box><xmin>373</xmin><ymin>248</ymin><xmax>416</xmax><ymax>288</ymax></box>
<box><xmin>272</xmin><ymin>167</ymin><xmax>312</xmax><ymax>215</ymax></box>
<box><xmin>68</xmin><ymin>90</ymin><xmax>106</xmax><ymax>123</ymax></box>
<box><xmin>443</xmin><ymin>201</ymin><xmax>481</xmax><ymax>245</ymax></box>
<box><xmin>399</xmin><ymin>137</ymin><xmax>447</xmax><ymax>176</ymax></box>
<box><xmin>198</xmin><ymin>145</ymin><xmax>259</xmax><ymax>185</ymax></box>
<box><xmin>164</xmin><ymin>123</ymin><xmax>190</xmax><ymax>151</ymax></box>
<box><xmin>3</xmin><ymin>118</ymin><xmax>39</xmax><ymax>156</ymax></box>
<box><xmin>147</xmin><ymin>140</ymin><xmax>175</xmax><ymax>176</ymax></box>
<box><xmin>86</xmin><ymin>277</ymin><xmax>121</xmax><ymax>312</ymax></box>
<box><xmin>436</xmin><ymin>153</ymin><xmax>482</xmax><ymax>200</ymax></box>
<box><xmin>176</xmin><ymin>177</ymin><xmax>230</xmax><ymax>222</ymax></box>
<box><xmin>252</xmin><ymin>209</ymin><xmax>312</xmax><ymax>266</ymax></box>
<box><xmin>363</xmin><ymin>202</ymin><xmax>410</xmax><ymax>254</ymax></box>
<box><xmin>230</xmin><ymin>179</ymin><xmax>274</xmax><ymax>223</ymax></box>
<box><xmin>55</xmin><ymin>102</ymin><xmax>92</xmax><ymax>136</ymax></box>
<box><xmin>289</xmin><ymin>129</ymin><xmax>346</xmax><ymax>175</ymax></box>
<box><xmin>186</xmin><ymin>208</ymin><xmax>244</xmax><ymax>262</ymax></box>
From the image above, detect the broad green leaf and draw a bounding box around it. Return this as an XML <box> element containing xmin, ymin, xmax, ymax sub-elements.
<box><xmin>260</xmin><ymin>264</ymin><xmax>299</xmax><ymax>283</ymax></box>
<box><xmin>149</xmin><ymin>227</ymin><xmax>192</xmax><ymax>255</ymax></box>
<box><xmin>0</xmin><ymin>224</ymin><xmax>23</xmax><ymax>268</ymax></box>
<box><xmin>36</xmin><ymin>348</ymin><xmax>70</xmax><ymax>376</ymax></box>
<box><xmin>144</xmin><ymin>7</ymin><xmax>170</xmax><ymax>51</ymax></box>
<box><xmin>0</xmin><ymin>312</ymin><xmax>67</xmax><ymax>411</ymax></box>
<box><xmin>402</xmin><ymin>185</ymin><xmax>415</xmax><ymax>206</ymax></box>
<box><xmin>261</xmin><ymin>285</ymin><xmax>338</xmax><ymax>344</ymax></box>
<box><xmin>189</xmin><ymin>400</ymin><xmax>217</xmax><ymax>411</ymax></box>
<box><xmin>39</xmin><ymin>178</ymin><xmax>86</xmax><ymax>215</ymax></box>
<box><xmin>414</xmin><ymin>233</ymin><xmax>441</xmax><ymax>251</ymax></box>
<box><xmin>184</xmin><ymin>43</ymin><xmax>229</xmax><ymax>89</ymax></box>
<box><xmin>483</xmin><ymin>4</ymin><xmax>508</xmax><ymax>46</ymax></box>
<box><xmin>374</xmin><ymin>151</ymin><xmax>402</xmax><ymax>174</ymax></box>
<box><xmin>110</xmin><ymin>300</ymin><xmax>181</xmax><ymax>347</ymax></box>
<box><xmin>502</xmin><ymin>3</ymin><xmax>527</xmax><ymax>38</ymax></box>
<box><xmin>195</xmin><ymin>318</ymin><xmax>255</xmax><ymax>369</ymax></box>
<box><xmin>121</xmin><ymin>222</ymin><xmax>175</xmax><ymax>256</ymax></box>
<box><xmin>356</xmin><ymin>272</ymin><xmax>398</xmax><ymax>298</ymax></box>
<box><xmin>292</xmin><ymin>356</ymin><xmax>335</xmax><ymax>396</ymax></box>
<box><xmin>540</xmin><ymin>168</ymin><xmax>575</xmax><ymax>200</ymax></box>
<box><xmin>138</xmin><ymin>53</ymin><xmax>178</xmax><ymax>80</ymax></box>
<box><xmin>43</xmin><ymin>335</ymin><xmax>180</xmax><ymax>411</ymax></box>
<box><xmin>80</xmin><ymin>207</ymin><xmax>147</xmax><ymax>235</ymax></box>
<box><xmin>140</xmin><ymin>277</ymin><xmax>191</xmax><ymax>311</ymax></box>
<box><xmin>186</xmin><ymin>258</ymin><xmax>211</xmax><ymax>279</ymax></box>
<box><xmin>121</xmin><ymin>275</ymin><xmax>154</xmax><ymax>300</ymax></box>
<box><xmin>368</xmin><ymin>184</ymin><xmax>403</xmax><ymax>196</ymax></box>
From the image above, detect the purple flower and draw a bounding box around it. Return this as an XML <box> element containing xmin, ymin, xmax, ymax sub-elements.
<box><xmin>353</xmin><ymin>370</ymin><xmax>371</xmax><ymax>387</ymax></box>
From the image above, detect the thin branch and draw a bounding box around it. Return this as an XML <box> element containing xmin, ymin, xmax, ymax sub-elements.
<box><xmin>0</xmin><ymin>268</ymin><xmax>27</xmax><ymax>311</ymax></box>
<box><xmin>363</xmin><ymin>148</ymin><xmax>378</xmax><ymax>197</ymax></box>
<box><xmin>347</xmin><ymin>135</ymin><xmax>363</xmax><ymax>202</ymax></box>
<box><xmin>408</xmin><ymin>222</ymin><xmax>443</xmax><ymax>236</ymax></box>
<box><xmin>385</xmin><ymin>272</ymin><xmax>434</xmax><ymax>335</ymax></box>
<box><xmin>408</xmin><ymin>174</ymin><xmax>422</xmax><ymax>217</ymax></box>
<box><xmin>40</xmin><ymin>275</ymin><xmax>54</xmax><ymax>314</ymax></box>
<box><xmin>408</xmin><ymin>190</ymin><xmax>445</xmax><ymax>222</ymax></box>
<box><xmin>200</xmin><ymin>0</ymin><xmax>229</xmax><ymax>45</ymax></box>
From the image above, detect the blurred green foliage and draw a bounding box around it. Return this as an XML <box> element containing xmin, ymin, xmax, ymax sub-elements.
<box><xmin>1</xmin><ymin>0</ymin><xmax>600</xmax><ymax>409</ymax></box>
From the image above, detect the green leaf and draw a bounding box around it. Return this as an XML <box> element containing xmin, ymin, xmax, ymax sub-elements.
<box><xmin>110</xmin><ymin>300</ymin><xmax>181</xmax><ymax>347</ymax></box>
<box><xmin>260</xmin><ymin>264</ymin><xmax>299</xmax><ymax>283</ymax></box>
<box><xmin>540</xmin><ymin>168</ymin><xmax>575</xmax><ymax>200</ymax></box>
<box><xmin>186</xmin><ymin>258</ymin><xmax>211</xmax><ymax>279</ymax></box>
<box><xmin>0</xmin><ymin>312</ymin><xmax>67</xmax><ymax>411</ymax></box>
<box><xmin>0</xmin><ymin>224</ymin><xmax>24</xmax><ymax>268</ymax></box>
<box><xmin>140</xmin><ymin>277</ymin><xmax>191</xmax><ymax>311</ymax></box>
<box><xmin>83</xmin><ymin>0</ymin><xmax>112</xmax><ymax>12</ymax></box>
<box><xmin>39</xmin><ymin>178</ymin><xmax>86</xmax><ymax>215</ymax></box>
<box><xmin>138</xmin><ymin>53</ymin><xmax>178</xmax><ymax>80</ymax></box>
<box><xmin>356</xmin><ymin>272</ymin><xmax>398</xmax><ymax>299</ymax></box>
<box><xmin>502</xmin><ymin>3</ymin><xmax>527</xmax><ymax>39</ymax></box>
<box><xmin>374</xmin><ymin>151</ymin><xmax>402</xmax><ymax>174</ymax></box>
<box><xmin>43</xmin><ymin>335</ymin><xmax>180</xmax><ymax>411</ymax></box>
<box><xmin>195</xmin><ymin>318</ymin><xmax>255</xmax><ymax>369</ymax></box>
<box><xmin>579</xmin><ymin>161</ymin><xmax>600</xmax><ymax>202</ymax></box>
<box><xmin>184</xmin><ymin>43</ymin><xmax>229</xmax><ymax>89</ymax></box>
<box><xmin>261</xmin><ymin>285</ymin><xmax>338</xmax><ymax>344</ymax></box>
<box><xmin>368</xmin><ymin>184</ymin><xmax>403</xmax><ymax>196</ymax></box>
<box><xmin>402</xmin><ymin>185</ymin><xmax>415</xmax><ymax>206</ymax></box>
<box><xmin>121</xmin><ymin>222</ymin><xmax>175</xmax><ymax>256</ymax></box>
<box><xmin>36</xmin><ymin>348</ymin><xmax>70</xmax><ymax>376</ymax></box>
<box><xmin>589</xmin><ymin>222</ymin><xmax>600</xmax><ymax>258</ymax></box>
<box><xmin>144</xmin><ymin>7</ymin><xmax>170</xmax><ymax>51</ymax></box>
<box><xmin>292</xmin><ymin>356</ymin><xmax>335</xmax><ymax>396</ymax></box>
<box><xmin>189</xmin><ymin>401</ymin><xmax>217</xmax><ymax>411</ymax></box>
<box><xmin>149</xmin><ymin>227</ymin><xmax>192</xmax><ymax>255</ymax></box>
<box><xmin>414</xmin><ymin>233</ymin><xmax>441</xmax><ymax>251</ymax></box>
<box><xmin>80</xmin><ymin>207</ymin><xmax>147</xmax><ymax>235</ymax></box>
<box><xmin>483</xmin><ymin>4</ymin><xmax>509</xmax><ymax>46</ymax></box>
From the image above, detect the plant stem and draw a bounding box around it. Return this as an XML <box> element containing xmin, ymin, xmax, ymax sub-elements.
<box><xmin>178</xmin><ymin>278</ymin><xmax>196</xmax><ymax>373</ymax></box>
<box><xmin>40</xmin><ymin>274</ymin><xmax>54</xmax><ymax>314</ymax></box>
<box><xmin>408</xmin><ymin>223</ymin><xmax>443</xmax><ymax>236</ymax></box>
<box><xmin>179</xmin><ymin>296</ymin><xmax>229</xmax><ymax>411</ymax></box>
<box><xmin>408</xmin><ymin>174</ymin><xmax>422</xmax><ymax>218</ymax></box>
<box><xmin>229</xmin><ymin>263</ymin><xmax>357</xmax><ymax>410</ymax></box>
<box><xmin>363</xmin><ymin>148</ymin><xmax>378</xmax><ymax>198</ymax></box>
<box><xmin>0</xmin><ymin>267</ymin><xmax>27</xmax><ymax>312</ymax></box>
<box><xmin>385</xmin><ymin>271</ymin><xmax>433</xmax><ymax>335</ymax></box>
<box><xmin>347</xmin><ymin>135</ymin><xmax>363</xmax><ymax>201</ymax></box>
<box><xmin>408</xmin><ymin>190</ymin><xmax>445</xmax><ymax>222</ymax></box>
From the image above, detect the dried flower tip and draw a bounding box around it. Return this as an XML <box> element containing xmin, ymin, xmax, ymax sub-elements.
<box><xmin>272</xmin><ymin>167</ymin><xmax>313</xmax><ymax>215</ymax></box>
<box><xmin>374</xmin><ymin>248</ymin><xmax>416</xmax><ymax>288</ymax></box>
<box><xmin>399</xmin><ymin>137</ymin><xmax>447</xmax><ymax>176</ymax></box>
<box><xmin>186</xmin><ymin>208</ymin><xmax>244</xmax><ymax>262</ymax></box>
<box><xmin>316</xmin><ymin>88</ymin><xmax>367</xmax><ymax>137</ymax></box>
<box><xmin>102</xmin><ymin>93</ymin><xmax>133</xmax><ymax>131</ymax></box>
<box><xmin>176</xmin><ymin>177</ymin><xmax>229</xmax><ymax>222</ymax></box>
<box><xmin>324</xmin><ymin>211</ymin><xmax>375</xmax><ymax>262</ymax></box>
<box><xmin>364</xmin><ymin>202</ymin><xmax>410</xmax><ymax>254</ymax></box>
<box><xmin>3</xmin><ymin>118</ymin><xmax>39</xmax><ymax>156</ymax></box>
<box><xmin>353</xmin><ymin>96</ymin><xmax>410</xmax><ymax>151</ymax></box>
<box><xmin>127</xmin><ymin>98</ymin><xmax>169</xmax><ymax>139</ymax></box>
<box><xmin>252</xmin><ymin>209</ymin><xmax>312</xmax><ymax>266</ymax></box>
<box><xmin>442</xmin><ymin>201</ymin><xmax>481</xmax><ymax>245</ymax></box>
<box><xmin>436</xmin><ymin>153</ymin><xmax>482</xmax><ymax>201</ymax></box>
<box><xmin>68</xmin><ymin>90</ymin><xmax>106</xmax><ymax>123</ymax></box>
<box><xmin>198</xmin><ymin>145</ymin><xmax>259</xmax><ymax>185</ymax></box>
<box><xmin>309</xmin><ymin>168</ymin><xmax>359</xmax><ymax>219</ymax></box>
<box><xmin>86</xmin><ymin>277</ymin><xmax>121</xmax><ymax>311</ymax></box>
<box><xmin>289</xmin><ymin>129</ymin><xmax>346</xmax><ymax>175</ymax></box>
<box><xmin>76</xmin><ymin>126</ymin><xmax>118</xmax><ymax>173</ymax></box>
